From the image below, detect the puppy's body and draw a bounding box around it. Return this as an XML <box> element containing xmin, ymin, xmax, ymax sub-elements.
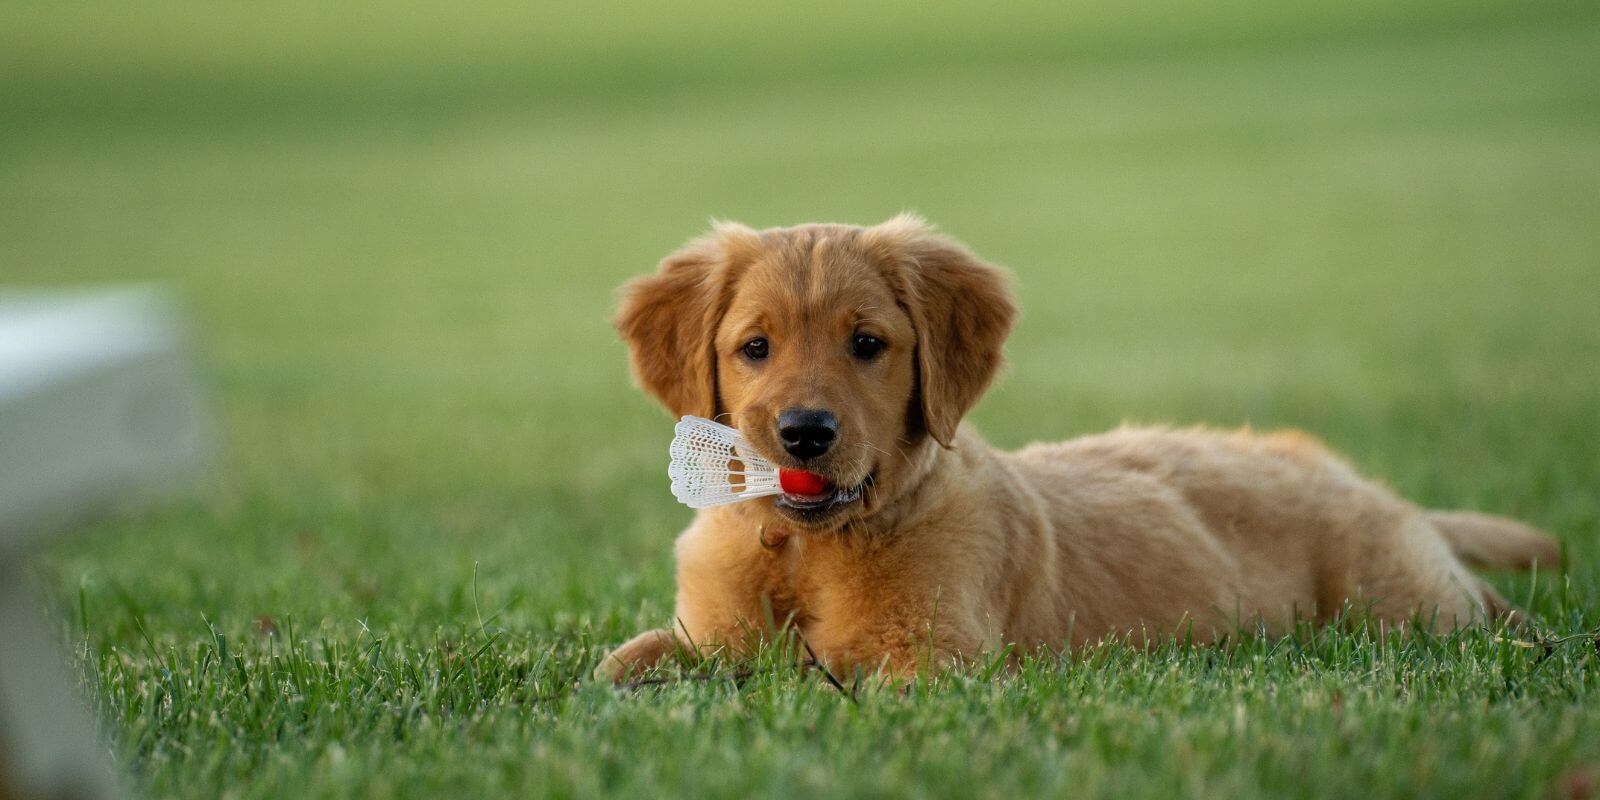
<box><xmin>600</xmin><ymin>217</ymin><xmax>1558</xmax><ymax>679</ymax></box>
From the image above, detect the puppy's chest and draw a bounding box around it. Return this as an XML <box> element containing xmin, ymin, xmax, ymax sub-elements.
<box><xmin>755</xmin><ymin>533</ymin><xmax>874</xmax><ymax>637</ymax></box>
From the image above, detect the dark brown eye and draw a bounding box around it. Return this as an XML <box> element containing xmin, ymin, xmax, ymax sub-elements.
<box><xmin>851</xmin><ymin>334</ymin><xmax>886</xmax><ymax>360</ymax></box>
<box><xmin>742</xmin><ymin>338</ymin><xmax>769</xmax><ymax>360</ymax></box>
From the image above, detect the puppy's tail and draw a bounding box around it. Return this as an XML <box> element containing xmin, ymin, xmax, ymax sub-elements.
<box><xmin>1428</xmin><ymin>510</ymin><xmax>1561</xmax><ymax>571</ymax></box>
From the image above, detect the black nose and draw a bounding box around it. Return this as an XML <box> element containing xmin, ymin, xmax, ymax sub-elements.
<box><xmin>778</xmin><ymin>408</ymin><xmax>838</xmax><ymax>461</ymax></box>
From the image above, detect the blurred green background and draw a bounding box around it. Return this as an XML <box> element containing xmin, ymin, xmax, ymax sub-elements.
<box><xmin>3</xmin><ymin>1</ymin><xmax>1598</xmax><ymax>796</ymax></box>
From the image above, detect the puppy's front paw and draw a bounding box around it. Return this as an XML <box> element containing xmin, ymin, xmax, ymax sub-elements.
<box><xmin>593</xmin><ymin>628</ymin><xmax>677</xmax><ymax>683</ymax></box>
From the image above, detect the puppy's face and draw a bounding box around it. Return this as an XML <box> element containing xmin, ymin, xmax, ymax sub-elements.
<box><xmin>617</xmin><ymin>215</ymin><xmax>1015</xmax><ymax>532</ymax></box>
<box><xmin>712</xmin><ymin>236</ymin><xmax>918</xmax><ymax>527</ymax></box>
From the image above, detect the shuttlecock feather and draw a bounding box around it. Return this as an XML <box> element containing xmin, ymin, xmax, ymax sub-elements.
<box><xmin>668</xmin><ymin>416</ymin><xmax>781</xmax><ymax>508</ymax></box>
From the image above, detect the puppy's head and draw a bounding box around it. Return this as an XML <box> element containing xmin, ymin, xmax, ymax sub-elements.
<box><xmin>616</xmin><ymin>214</ymin><xmax>1015</xmax><ymax>530</ymax></box>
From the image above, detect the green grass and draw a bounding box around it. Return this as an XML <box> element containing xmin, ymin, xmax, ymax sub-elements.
<box><xmin>4</xmin><ymin>1</ymin><xmax>1598</xmax><ymax>796</ymax></box>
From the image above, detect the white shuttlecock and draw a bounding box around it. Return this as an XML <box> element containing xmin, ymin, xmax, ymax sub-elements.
<box><xmin>668</xmin><ymin>416</ymin><xmax>781</xmax><ymax>508</ymax></box>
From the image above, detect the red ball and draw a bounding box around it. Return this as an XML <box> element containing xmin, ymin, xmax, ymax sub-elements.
<box><xmin>779</xmin><ymin>469</ymin><xmax>830</xmax><ymax>495</ymax></box>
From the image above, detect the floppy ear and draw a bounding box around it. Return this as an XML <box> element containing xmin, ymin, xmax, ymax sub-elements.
<box><xmin>614</xmin><ymin>222</ymin><xmax>760</xmax><ymax>419</ymax></box>
<box><xmin>864</xmin><ymin>214</ymin><xmax>1017</xmax><ymax>447</ymax></box>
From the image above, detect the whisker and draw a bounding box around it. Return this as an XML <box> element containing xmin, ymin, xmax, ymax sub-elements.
<box><xmin>863</xmin><ymin>478</ymin><xmax>883</xmax><ymax>514</ymax></box>
<box><xmin>853</xmin><ymin>441</ymin><xmax>890</xmax><ymax>457</ymax></box>
<box><xmin>854</xmin><ymin>440</ymin><xmax>911</xmax><ymax>466</ymax></box>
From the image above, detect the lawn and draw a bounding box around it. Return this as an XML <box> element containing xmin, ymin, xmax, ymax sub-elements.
<box><xmin>3</xmin><ymin>1</ymin><xmax>1598</xmax><ymax>797</ymax></box>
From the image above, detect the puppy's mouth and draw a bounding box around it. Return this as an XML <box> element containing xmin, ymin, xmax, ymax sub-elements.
<box><xmin>773</xmin><ymin>470</ymin><xmax>873</xmax><ymax>524</ymax></box>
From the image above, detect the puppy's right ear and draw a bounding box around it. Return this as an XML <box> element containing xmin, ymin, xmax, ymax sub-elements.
<box><xmin>615</xmin><ymin>222</ymin><xmax>760</xmax><ymax>419</ymax></box>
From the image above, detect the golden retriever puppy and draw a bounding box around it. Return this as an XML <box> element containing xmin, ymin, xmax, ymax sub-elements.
<box><xmin>598</xmin><ymin>214</ymin><xmax>1559</xmax><ymax>680</ymax></box>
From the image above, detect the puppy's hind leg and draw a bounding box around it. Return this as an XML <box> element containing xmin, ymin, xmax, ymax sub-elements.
<box><xmin>1427</xmin><ymin>510</ymin><xmax>1561</xmax><ymax>572</ymax></box>
<box><xmin>1355</xmin><ymin>514</ymin><xmax>1502</xmax><ymax>631</ymax></box>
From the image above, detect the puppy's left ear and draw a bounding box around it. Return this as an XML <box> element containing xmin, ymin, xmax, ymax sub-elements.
<box><xmin>614</xmin><ymin>222</ymin><xmax>760</xmax><ymax>419</ymax></box>
<box><xmin>865</xmin><ymin>214</ymin><xmax>1017</xmax><ymax>447</ymax></box>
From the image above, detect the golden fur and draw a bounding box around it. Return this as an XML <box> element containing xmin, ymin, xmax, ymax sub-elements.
<box><xmin>599</xmin><ymin>215</ymin><xmax>1560</xmax><ymax>680</ymax></box>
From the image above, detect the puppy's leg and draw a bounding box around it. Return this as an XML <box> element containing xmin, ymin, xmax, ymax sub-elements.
<box><xmin>594</xmin><ymin>627</ymin><xmax>678</xmax><ymax>683</ymax></box>
<box><xmin>807</xmin><ymin>602</ymin><xmax>987</xmax><ymax>681</ymax></box>
<box><xmin>1427</xmin><ymin>510</ymin><xmax>1560</xmax><ymax>572</ymax></box>
<box><xmin>1354</xmin><ymin>514</ymin><xmax>1500</xmax><ymax>630</ymax></box>
<box><xmin>593</xmin><ymin>613</ymin><xmax>768</xmax><ymax>684</ymax></box>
